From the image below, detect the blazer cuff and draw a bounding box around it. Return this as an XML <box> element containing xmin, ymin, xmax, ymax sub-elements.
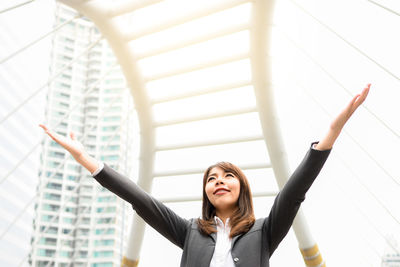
<box><xmin>311</xmin><ymin>141</ymin><xmax>331</xmax><ymax>151</ymax></box>
<box><xmin>92</xmin><ymin>161</ymin><xmax>104</xmax><ymax>176</ymax></box>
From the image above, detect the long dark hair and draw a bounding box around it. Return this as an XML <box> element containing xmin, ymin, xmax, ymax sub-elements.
<box><xmin>197</xmin><ymin>162</ymin><xmax>255</xmax><ymax>238</ymax></box>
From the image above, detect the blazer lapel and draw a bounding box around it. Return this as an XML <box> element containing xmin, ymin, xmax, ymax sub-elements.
<box><xmin>210</xmin><ymin>232</ymin><xmax>217</xmax><ymax>242</ymax></box>
<box><xmin>231</xmin><ymin>234</ymin><xmax>243</xmax><ymax>249</ymax></box>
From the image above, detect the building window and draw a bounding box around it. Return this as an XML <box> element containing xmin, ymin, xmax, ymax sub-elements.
<box><xmin>62</xmin><ymin>228</ymin><xmax>72</xmax><ymax>234</ymax></box>
<box><xmin>42</xmin><ymin>203</ymin><xmax>60</xmax><ymax>212</ymax></box>
<box><xmin>103</xmin><ymin>116</ymin><xmax>121</xmax><ymax>122</ymax></box>
<box><xmin>96</xmin><ymin>207</ymin><xmax>116</xmax><ymax>213</ymax></box>
<box><xmin>37</xmin><ymin>260</ymin><xmax>54</xmax><ymax>267</ymax></box>
<box><xmin>40</xmin><ymin>226</ymin><xmax>58</xmax><ymax>234</ymax></box>
<box><xmin>101</xmin><ymin>135</ymin><xmax>120</xmax><ymax>141</ymax></box>
<box><xmin>94</xmin><ymin>239</ymin><xmax>114</xmax><ymax>246</ymax></box>
<box><xmin>46</xmin><ymin>172</ymin><xmax>63</xmax><ymax>179</ymax></box>
<box><xmin>78</xmin><ymin>250</ymin><xmax>88</xmax><ymax>258</ymax></box>
<box><xmin>59</xmin><ymin>250</ymin><xmax>72</xmax><ymax>258</ymax></box>
<box><xmin>39</xmin><ymin>237</ymin><xmax>57</xmax><ymax>246</ymax></box>
<box><xmin>46</xmin><ymin>182</ymin><xmax>62</xmax><ymax>190</ymax></box>
<box><xmin>64</xmin><ymin>207</ymin><xmax>77</xmax><ymax>213</ymax></box>
<box><xmin>97</xmin><ymin>196</ymin><xmax>116</xmax><ymax>202</ymax></box>
<box><xmin>65</xmin><ymin>185</ymin><xmax>75</xmax><ymax>191</ymax></box>
<box><xmin>37</xmin><ymin>249</ymin><xmax>56</xmax><ymax>257</ymax></box>
<box><xmin>91</xmin><ymin>262</ymin><xmax>113</xmax><ymax>267</ymax></box>
<box><xmin>67</xmin><ymin>175</ymin><xmax>78</xmax><ymax>181</ymax></box>
<box><xmin>97</xmin><ymin>217</ymin><xmax>114</xmax><ymax>224</ymax></box>
<box><xmin>46</xmin><ymin>161</ymin><xmax>61</xmax><ymax>169</ymax></box>
<box><xmin>63</xmin><ymin>217</ymin><xmax>75</xmax><ymax>224</ymax></box>
<box><xmin>100</xmin><ymin>155</ymin><xmax>119</xmax><ymax>161</ymax></box>
<box><xmin>44</xmin><ymin>193</ymin><xmax>61</xmax><ymax>201</ymax></box>
<box><xmin>95</xmin><ymin>228</ymin><xmax>115</xmax><ymax>235</ymax></box>
<box><xmin>93</xmin><ymin>251</ymin><xmax>113</xmax><ymax>258</ymax></box>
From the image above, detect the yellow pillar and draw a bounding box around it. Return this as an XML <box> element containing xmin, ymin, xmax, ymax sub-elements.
<box><xmin>121</xmin><ymin>256</ymin><xmax>139</xmax><ymax>267</ymax></box>
<box><xmin>300</xmin><ymin>244</ymin><xmax>326</xmax><ymax>267</ymax></box>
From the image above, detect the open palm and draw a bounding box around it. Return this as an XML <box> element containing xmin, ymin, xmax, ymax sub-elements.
<box><xmin>330</xmin><ymin>84</ymin><xmax>370</xmax><ymax>130</ymax></box>
<box><xmin>39</xmin><ymin>124</ymin><xmax>85</xmax><ymax>160</ymax></box>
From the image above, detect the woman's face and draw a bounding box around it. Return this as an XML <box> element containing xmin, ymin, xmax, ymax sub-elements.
<box><xmin>205</xmin><ymin>166</ymin><xmax>240</xmax><ymax>214</ymax></box>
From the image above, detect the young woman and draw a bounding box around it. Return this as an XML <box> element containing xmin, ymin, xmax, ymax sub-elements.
<box><xmin>39</xmin><ymin>84</ymin><xmax>370</xmax><ymax>267</ymax></box>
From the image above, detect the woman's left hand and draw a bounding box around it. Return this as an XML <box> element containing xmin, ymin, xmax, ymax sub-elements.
<box><xmin>314</xmin><ymin>84</ymin><xmax>370</xmax><ymax>151</ymax></box>
<box><xmin>330</xmin><ymin>84</ymin><xmax>370</xmax><ymax>131</ymax></box>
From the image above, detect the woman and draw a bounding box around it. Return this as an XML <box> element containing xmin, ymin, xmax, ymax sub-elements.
<box><xmin>39</xmin><ymin>84</ymin><xmax>370</xmax><ymax>267</ymax></box>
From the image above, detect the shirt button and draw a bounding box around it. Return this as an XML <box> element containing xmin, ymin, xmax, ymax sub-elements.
<box><xmin>233</xmin><ymin>257</ymin><xmax>239</xmax><ymax>262</ymax></box>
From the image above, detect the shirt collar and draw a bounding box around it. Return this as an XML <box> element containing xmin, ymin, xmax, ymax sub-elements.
<box><xmin>214</xmin><ymin>216</ymin><xmax>230</xmax><ymax>228</ymax></box>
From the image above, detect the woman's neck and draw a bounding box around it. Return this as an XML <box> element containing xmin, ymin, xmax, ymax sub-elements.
<box><xmin>215</xmin><ymin>208</ymin><xmax>236</xmax><ymax>225</ymax></box>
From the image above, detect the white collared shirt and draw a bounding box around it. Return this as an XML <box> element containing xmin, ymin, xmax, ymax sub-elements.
<box><xmin>209</xmin><ymin>216</ymin><xmax>235</xmax><ymax>267</ymax></box>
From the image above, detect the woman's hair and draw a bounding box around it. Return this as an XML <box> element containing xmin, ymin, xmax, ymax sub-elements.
<box><xmin>197</xmin><ymin>162</ymin><xmax>255</xmax><ymax>239</ymax></box>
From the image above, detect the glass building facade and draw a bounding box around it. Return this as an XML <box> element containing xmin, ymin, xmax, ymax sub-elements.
<box><xmin>28</xmin><ymin>5</ymin><xmax>137</xmax><ymax>267</ymax></box>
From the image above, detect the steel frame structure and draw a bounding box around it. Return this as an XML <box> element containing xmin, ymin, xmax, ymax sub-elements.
<box><xmin>58</xmin><ymin>0</ymin><xmax>325</xmax><ymax>266</ymax></box>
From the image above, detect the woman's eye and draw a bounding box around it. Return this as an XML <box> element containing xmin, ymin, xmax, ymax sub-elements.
<box><xmin>207</xmin><ymin>177</ymin><xmax>215</xmax><ymax>182</ymax></box>
<box><xmin>226</xmin><ymin>173</ymin><xmax>234</xmax><ymax>178</ymax></box>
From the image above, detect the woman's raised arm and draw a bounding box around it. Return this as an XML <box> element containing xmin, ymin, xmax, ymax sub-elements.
<box><xmin>39</xmin><ymin>124</ymin><xmax>99</xmax><ymax>173</ymax></box>
<box><xmin>314</xmin><ymin>84</ymin><xmax>370</xmax><ymax>151</ymax></box>
<box><xmin>39</xmin><ymin>124</ymin><xmax>190</xmax><ymax>248</ymax></box>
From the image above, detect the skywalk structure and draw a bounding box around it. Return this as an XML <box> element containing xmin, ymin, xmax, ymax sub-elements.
<box><xmin>1</xmin><ymin>0</ymin><xmax>400</xmax><ymax>266</ymax></box>
<box><xmin>55</xmin><ymin>0</ymin><xmax>325</xmax><ymax>266</ymax></box>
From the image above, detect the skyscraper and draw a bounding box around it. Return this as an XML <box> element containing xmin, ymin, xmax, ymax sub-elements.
<box><xmin>29</xmin><ymin>4</ymin><xmax>136</xmax><ymax>267</ymax></box>
<box><xmin>382</xmin><ymin>254</ymin><xmax>400</xmax><ymax>267</ymax></box>
<box><xmin>381</xmin><ymin>236</ymin><xmax>400</xmax><ymax>267</ymax></box>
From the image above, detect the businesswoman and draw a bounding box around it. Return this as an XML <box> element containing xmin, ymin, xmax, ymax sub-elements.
<box><xmin>40</xmin><ymin>84</ymin><xmax>370</xmax><ymax>267</ymax></box>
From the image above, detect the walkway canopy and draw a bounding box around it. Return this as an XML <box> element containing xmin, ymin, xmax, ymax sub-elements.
<box><xmin>1</xmin><ymin>0</ymin><xmax>400</xmax><ymax>266</ymax></box>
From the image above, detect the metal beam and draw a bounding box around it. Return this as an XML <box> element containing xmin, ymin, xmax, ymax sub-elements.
<box><xmin>0</xmin><ymin>0</ymin><xmax>35</xmax><ymax>14</ymax></box>
<box><xmin>103</xmin><ymin>0</ymin><xmax>162</xmax><ymax>18</ymax></box>
<box><xmin>155</xmin><ymin>135</ymin><xmax>264</xmax><ymax>151</ymax></box>
<box><xmin>0</xmin><ymin>14</ymin><xmax>81</xmax><ymax>65</ymax></box>
<box><xmin>144</xmin><ymin>52</ymin><xmax>249</xmax><ymax>82</ymax></box>
<box><xmin>151</xmin><ymin>80</ymin><xmax>252</xmax><ymax>104</ymax></box>
<box><xmin>136</xmin><ymin>23</ymin><xmax>250</xmax><ymax>60</ymax></box>
<box><xmin>250</xmin><ymin>0</ymin><xmax>324</xmax><ymax>265</ymax></box>
<box><xmin>123</xmin><ymin>0</ymin><xmax>251</xmax><ymax>41</ymax></box>
<box><xmin>154</xmin><ymin>106</ymin><xmax>257</xmax><ymax>127</ymax></box>
<box><xmin>154</xmin><ymin>162</ymin><xmax>271</xmax><ymax>177</ymax></box>
<box><xmin>0</xmin><ymin>36</ymin><xmax>103</xmax><ymax>125</ymax></box>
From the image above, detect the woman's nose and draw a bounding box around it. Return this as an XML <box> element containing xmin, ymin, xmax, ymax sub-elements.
<box><xmin>215</xmin><ymin>177</ymin><xmax>224</xmax><ymax>185</ymax></box>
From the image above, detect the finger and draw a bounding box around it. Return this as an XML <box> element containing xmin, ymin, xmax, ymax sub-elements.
<box><xmin>70</xmin><ymin>131</ymin><xmax>76</xmax><ymax>140</ymax></box>
<box><xmin>355</xmin><ymin>85</ymin><xmax>370</xmax><ymax>105</ymax></box>
<box><xmin>41</xmin><ymin>126</ymin><xmax>61</xmax><ymax>142</ymax></box>
<box><xmin>39</xmin><ymin>124</ymin><xmax>55</xmax><ymax>138</ymax></box>
<box><xmin>39</xmin><ymin>124</ymin><xmax>48</xmax><ymax>132</ymax></box>
<box><xmin>347</xmin><ymin>94</ymin><xmax>360</xmax><ymax>111</ymax></box>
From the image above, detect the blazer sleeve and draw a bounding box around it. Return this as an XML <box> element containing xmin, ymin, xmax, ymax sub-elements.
<box><xmin>263</xmin><ymin>142</ymin><xmax>331</xmax><ymax>256</ymax></box>
<box><xmin>93</xmin><ymin>164</ymin><xmax>190</xmax><ymax>249</ymax></box>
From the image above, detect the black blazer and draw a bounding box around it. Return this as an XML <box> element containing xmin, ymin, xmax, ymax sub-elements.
<box><xmin>94</xmin><ymin>142</ymin><xmax>331</xmax><ymax>267</ymax></box>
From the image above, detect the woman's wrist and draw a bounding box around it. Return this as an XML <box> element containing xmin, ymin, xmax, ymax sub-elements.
<box><xmin>75</xmin><ymin>152</ymin><xmax>99</xmax><ymax>174</ymax></box>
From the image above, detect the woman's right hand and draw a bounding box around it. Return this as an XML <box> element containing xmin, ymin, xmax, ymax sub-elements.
<box><xmin>39</xmin><ymin>124</ymin><xmax>85</xmax><ymax>160</ymax></box>
<box><xmin>39</xmin><ymin>124</ymin><xmax>99</xmax><ymax>174</ymax></box>
<box><xmin>39</xmin><ymin>124</ymin><xmax>99</xmax><ymax>173</ymax></box>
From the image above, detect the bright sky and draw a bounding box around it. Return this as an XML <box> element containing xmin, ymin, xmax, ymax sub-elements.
<box><xmin>1</xmin><ymin>0</ymin><xmax>400</xmax><ymax>266</ymax></box>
